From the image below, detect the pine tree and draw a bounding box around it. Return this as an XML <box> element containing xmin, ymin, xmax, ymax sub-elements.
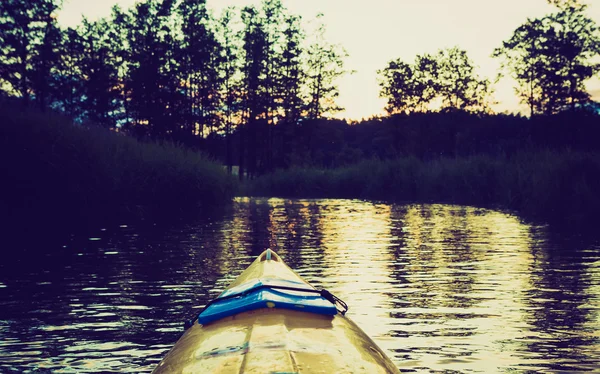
<box><xmin>178</xmin><ymin>0</ymin><xmax>223</xmax><ymax>142</ymax></box>
<box><xmin>30</xmin><ymin>5</ymin><xmax>62</xmax><ymax>110</ymax></box>
<box><xmin>239</xmin><ymin>5</ymin><xmax>268</xmax><ymax>179</ymax></box>
<box><xmin>123</xmin><ymin>0</ymin><xmax>179</xmax><ymax>137</ymax></box>
<box><xmin>53</xmin><ymin>26</ymin><xmax>84</xmax><ymax>118</ymax></box>
<box><xmin>0</xmin><ymin>0</ymin><xmax>61</xmax><ymax>106</ymax></box>
<box><xmin>277</xmin><ymin>14</ymin><xmax>305</xmax><ymax>168</ymax></box>
<box><xmin>280</xmin><ymin>14</ymin><xmax>304</xmax><ymax>122</ymax></box>
<box><xmin>305</xmin><ymin>17</ymin><xmax>348</xmax><ymax>119</ymax></box>
<box><xmin>259</xmin><ymin>0</ymin><xmax>285</xmax><ymax>173</ymax></box>
<box><xmin>217</xmin><ymin>7</ymin><xmax>241</xmax><ymax>174</ymax></box>
<box><xmin>107</xmin><ymin>5</ymin><xmax>132</xmax><ymax>128</ymax></box>
<box><xmin>77</xmin><ymin>18</ymin><xmax>121</xmax><ymax>127</ymax></box>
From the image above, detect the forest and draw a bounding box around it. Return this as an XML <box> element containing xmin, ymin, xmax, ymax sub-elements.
<box><xmin>1</xmin><ymin>0</ymin><xmax>351</xmax><ymax>178</ymax></box>
<box><xmin>1</xmin><ymin>0</ymin><xmax>600</xmax><ymax>227</ymax></box>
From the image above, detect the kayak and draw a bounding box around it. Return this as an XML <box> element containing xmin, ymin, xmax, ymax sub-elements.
<box><xmin>152</xmin><ymin>249</ymin><xmax>400</xmax><ymax>374</ymax></box>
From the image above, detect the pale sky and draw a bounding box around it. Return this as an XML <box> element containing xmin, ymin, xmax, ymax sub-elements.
<box><xmin>57</xmin><ymin>0</ymin><xmax>600</xmax><ymax>120</ymax></box>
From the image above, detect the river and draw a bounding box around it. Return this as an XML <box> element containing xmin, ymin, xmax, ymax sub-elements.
<box><xmin>1</xmin><ymin>198</ymin><xmax>599</xmax><ymax>373</ymax></box>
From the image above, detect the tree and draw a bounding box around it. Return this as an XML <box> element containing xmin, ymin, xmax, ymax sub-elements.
<box><xmin>379</xmin><ymin>47</ymin><xmax>491</xmax><ymax>114</ymax></box>
<box><xmin>238</xmin><ymin>5</ymin><xmax>268</xmax><ymax>179</ymax></box>
<box><xmin>494</xmin><ymin>4</ymin><xmax>600</xmax><ymax>115</ymax></box>
<box><xmin>378</xmin><ymin>59</ymin><xmax>422</xmax><ymax>114</ymax></box>
<box><xmin>29</xmin><ymin>5</ymin><xmax>62</xmax><ymax>110</ymax></box>
<box><xmin>279</xmin><ymin>14</ymin><xmax>305</xmax><ymax>123</ymax></box>
<box><xmin>178</xmin><ymin>0</ymin><xmax>223</xmax><ymax>141</ymax></box>
<box><xmin>435</xmin><ymin>47</ymin><xmax>492</xmax><ymax>112</ymax></box>
<box><xmin>276</xmin><ymin>14</ymin><xmax>305</xmax><ymax>168</ymax></box>
<box><xmin>261</xmin><ymin>0</ymin><xmax>285</xmax><ymax>124</ymax></box>
<box><xmin>0</xmin><ymin>0</ymin><xmax>355</xmax><ymax>169</ymax></box>
<box><xmin>256</xmin><ymin>0</ymin><xmax>285</xmax><ymax>174</ymax></box>
<box><xmin>547</xmin><ymin>0</ymin><xmax>584</xmax><ymax>9</ymax></box>
<box><xmin>108</xmin><ymin>5</ymin><xmax>134</xmax><ymax>128</ymax></box>
<box><xmin>123</xmin><ymin>0</ymin><xmax>180</xmax><ymax>137</ymax></box>
<box><xmin>305</xmin><ymin>17</ymin><xmax>348</xmax><ymax>119</ymax></box>
<box><xmin>217</xmin><ymin>7</ymin><xmax>241</xmax><ymax>174</ymax></box>
<box><xmin>76</xmin><ymin>18</ymin><xmax>122</xmax><ymax>127</ymax></box>
<box><xmin>235</xmin><ymin>0</ymin><xmax>309</xmax><ymax>175</ymax></box>
<box><xmin>0</xmin><ymin>0</ymin><xmax>61</xmax><ymax>105</ymax></box>
<box><xmin>412</xmin><ymin>53</ymin><xmax>442</xmax><ymax>110</ymax></box>
<box><xmin>53</xmin><ymin>27</ymin><xmax>84</xmax><ymax>117</ymax></box>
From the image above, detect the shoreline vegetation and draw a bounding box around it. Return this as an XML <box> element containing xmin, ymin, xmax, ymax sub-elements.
<box><xmin>2</xmin><ymin>104</ymin><xmax>599</xmax><ymax>233</ymax></box>
<box><xmin>1</xmin><ymin>104</ymin><xmax>237</xmax><ymax>230</ymax></box>
<box><xmin>243</xmin><ymin>151</ymin><xmax>600</xmax><ymax>228</ymax></box>
<box><xmin>2</xmin><ymin>0</ymin><xmax>600</xmax><ymax>232</ymax></box>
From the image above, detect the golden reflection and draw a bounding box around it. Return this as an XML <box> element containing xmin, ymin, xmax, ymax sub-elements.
<box><xmin>382</xmin><ymin>205</ymin><xmax>538</xmax><ymax>370</ymax></box>
<box><xmin>307</xmin><ymin>201</ymin><xmax>396</xmax><ymax>340</ymax></box>
<box><xmin>585</xmin><ymin>252</ymin><xmax>600</xmax><ymax>340</ymax></box>
<box><xmin>2</xmin><ymin>199</ymin><xmax>600</xmax><ymax>373</ymax></box>
<box><xmin>212</xmin><ymin>198</ymin><xmax>598</xmax><ymax>372</ymax></box>
<box><xmin>207</xmin><ymin>197</ymin><xmax>260</xmax><ymax>291</ymax></box>
<box><xmin>264</xmin><ymin>198</ymin><xmax>326</xmax><ymax>272</ymax></box>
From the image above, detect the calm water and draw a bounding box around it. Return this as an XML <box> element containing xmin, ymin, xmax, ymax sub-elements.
<box><xmin>1</xmin><ymin>198</ymin><xmax>599</xmax><ymax>373</ymax></box>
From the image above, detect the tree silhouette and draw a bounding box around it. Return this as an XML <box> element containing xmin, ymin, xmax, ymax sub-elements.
<box><xmin>494</xmin><ymin>4</ymin><xmax>600</xmax><ymax>115</ymax></box>
<box><xmin>53</xmin><ymin>26</ymin><xmax>84</xmax><ymax>118</ymax></box>
<box><xmin>122</xmin><ymin>0</ymin><xmax>181</xmax><ymax>136</ymax></box>
<box><xmin>305</xmin><ymin>17</ymin><xmax>348</xmax><ymax>119</ymax></box>
<box><xmin>277</xmin><ymin>14</ymin><xmax>305</xmax><ymax>168</ymax></box>
<box><xmin>0</xmin><ymin>0</ymin><xmax>355</xmax><ymax>169</ymax></box>
<box><xmin>280</xmin><ymin>14</ymin><xmax>304</xmax><ymax>123</ymax></box>
<box><xmin>379</xmin><ymin>47</ymin><xmax>491</xmax><ymax>114</ymax></box>
<box><xmin>547</xmin><ymin>0</ymin><xmax>584</xmax><ymax>9</ymax></box>
<box><xmin>107</xmin><ymin>5</ymin><xmax>131</xmax><ymax>127</ymax></box>
<box><xmin>378</xmin><ymin>59</ymin><xmax>422</xmax><ymax>114</ymax></box>
<box><xmin>413</xmin><ymin>53</ymin><xmax>442</xmax><ymax>110</ymax></box>
<box><xmin>0</xmin><ymin>0</ymin><xmax>61</xmax><ymax>105</ymax></box>
<box><xmin>259</xmin><ymin>0</ymin><xmax>285</xmax><ymax>174</ymax></box>
<box><xmin>76</xmin><ymin>18</ymin><xmax>122</xmax><ymax>127</ymax></box>
<box><xmin>29</xmin><ymin>4</ymin><xmax>61</xmax><ymax>110</ymax></box>
<box><xmin>178</xmin><ymin>0</ymin><xmax>223</xmax><ymax>141</ymax></box>
<box><xmin>436</xmin><ymin>47</ymin><xmax>492</xmax><ymax>112</ymax></box>
<box><xmin>239</xmin><ymin>5</ymin><xmax>267</xmax><ymax>179</ymax></box>
<box><xmin>217</xmin><ymin>7</ymin><xmax>241</xmax><ymax>174</ymax></box>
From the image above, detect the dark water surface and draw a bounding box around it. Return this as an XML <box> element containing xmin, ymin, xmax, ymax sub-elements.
<box><xmin>1</xmin><ymin>198</ymin><xmax>599</xmax><ymax>373</ymax></box>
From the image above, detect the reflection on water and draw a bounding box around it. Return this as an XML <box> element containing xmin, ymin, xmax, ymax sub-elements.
<box><xmin>1</xmin><ymin>198</ymin><xmax>599</xmax><ymax>373</ymax></box>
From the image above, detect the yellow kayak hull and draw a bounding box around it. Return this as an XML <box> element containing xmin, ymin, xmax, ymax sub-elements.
<box><xmin>153</xmin><ymin>250</ymin><xmax>399</xmax><ymax>374</ymax></box>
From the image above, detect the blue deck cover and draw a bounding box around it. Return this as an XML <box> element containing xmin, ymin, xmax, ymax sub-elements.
<box><xmin>198</xmin><ymin>278</ymin><xmax>337</xmax><ymax>325</ymax></box>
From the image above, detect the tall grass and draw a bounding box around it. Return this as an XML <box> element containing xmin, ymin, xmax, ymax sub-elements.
<box><xmin>3</xmin><ymin>103</ymin><xmax>597</xmax><ymax>231</ymax></box>
<box><xmin>244</xmin><ymin>151</ymin><xmax>600</xmax><ymax>227</ymax></box>
<box><xmin>1</xmin><ymin>105</ymin><xmax>237</xmax><ymax>227</ymax></box>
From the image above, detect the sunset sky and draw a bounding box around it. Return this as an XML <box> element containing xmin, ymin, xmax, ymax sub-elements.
<box><xmin>57</xmin><ymin>0</ymin><xmax>600</xmax><ymax>120</ymax></box>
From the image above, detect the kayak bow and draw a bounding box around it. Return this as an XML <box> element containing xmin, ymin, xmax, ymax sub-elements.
<box><xmin>152</xmin><ymin>249</ymin><xmax>400</xmax><ymax>374</ymax></box>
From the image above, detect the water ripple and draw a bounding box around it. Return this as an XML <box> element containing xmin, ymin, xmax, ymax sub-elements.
<box><xmin>0</xmin><ymin>199</ymin><xmax>599</xmax><ymax>372</ymax></box>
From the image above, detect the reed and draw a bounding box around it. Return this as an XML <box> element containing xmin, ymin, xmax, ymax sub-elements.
<box><xmin>244</xmin><ymin>151</ymin><xmax>600</xmax><ymax>227</ymax></box>
<box><xmin>0</xmin><ymin>105</ymin><xmax>237</xmax><ymax>226</ymax></box>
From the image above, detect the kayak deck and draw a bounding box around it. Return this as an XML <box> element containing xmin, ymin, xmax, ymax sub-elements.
<box><xmin>198</xmin><ymin>277</ymin><xmax>338</xmax><ymax>325</ymax></box>
<box><xmin>152</xmin><ymin>250</ymin><xmax>399</xmax><ymax>374</ymax></box>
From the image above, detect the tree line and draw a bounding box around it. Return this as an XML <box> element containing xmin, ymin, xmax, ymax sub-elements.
<box><xmin>378</xmin><ymin>0</ymin><xmax>600</xmax><ymax>116</ymax></box>
<box><xmin>0</xmin><ymin>0</ymin><xmax>348</xmax><ymax>178</ymax></box>
<box><xmin>1</xmin><ymin>0</ymin><xmax>600</xmax><ymax>177</ymax></box>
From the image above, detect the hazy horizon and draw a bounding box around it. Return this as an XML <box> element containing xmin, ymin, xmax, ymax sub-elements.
<box><xmin>57</xmin><ymin>0</ymin><xmax>600</xmax><ymax>120</ymax></box>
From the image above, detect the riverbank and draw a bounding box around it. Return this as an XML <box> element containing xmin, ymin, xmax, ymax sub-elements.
<box><xmin>3</xmin><ymin>104</ymin><xmax>598</xmax><ymax>233</ymax></box>
<box><xmin>243</xmin><ymin>152</ymin><xmax>600</xmax><ymax>228</ymax></box>
<box><xmin>0</xmin><ymin>105</ymin><xmax>237</xmax><ymax>231</ymax></box>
